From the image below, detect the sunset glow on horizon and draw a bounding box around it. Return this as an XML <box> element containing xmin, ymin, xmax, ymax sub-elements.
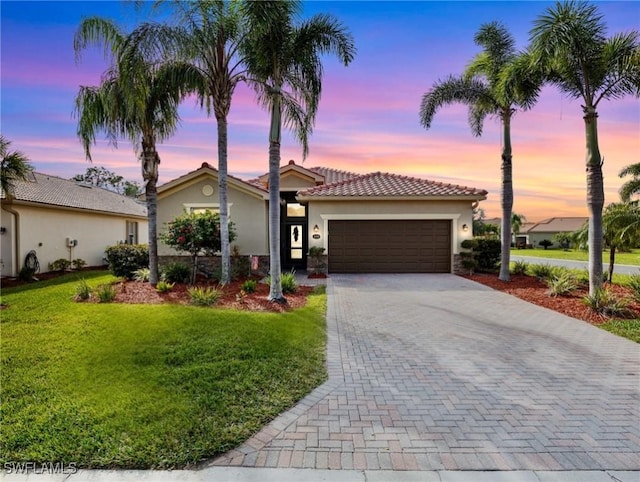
<box><xmin>1</xmin><ymin>1</ymin><xmax>638</xmax><ymax>223</ymax></box>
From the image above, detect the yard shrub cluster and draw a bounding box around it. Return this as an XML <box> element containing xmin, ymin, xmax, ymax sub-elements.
<box><xmin>460</xmin><ymin>238</ymin><xmax>501</xmax><ymax>273</ymax></box>
<box><xmin>105</xmin><ymin>244</ymin><xmax>149</xmax><ymax>279</ymax></box>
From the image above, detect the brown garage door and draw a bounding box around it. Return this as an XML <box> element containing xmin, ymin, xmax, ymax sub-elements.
<box><xmin>328</xmin><ymin>219</ymin><xmax>451</xmax><ymax>273</ymax></box>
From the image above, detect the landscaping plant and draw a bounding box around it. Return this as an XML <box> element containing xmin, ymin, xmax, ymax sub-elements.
<box><xmin>96</xmin><ymin>283</ymin><xmax>117</xmax><ymax>303</ymax></box>
<box><xmin>188</xmin><ymin>286</ymin><xmax>220</xmax><ymax>306</ymax></box>
<box><xmin>104</xmin><ymin>244</ymin><xmax>149</xmax><ymax>280</ymax></box>
<box><xmin>155</xmin><ymin>280</ymin><xmax>175</xmax><ymax>293</ymax></box>
<box><xmin>162</xmin><ymin>262</ymin><xmax>192</xmax><ymax>284</ymax></box>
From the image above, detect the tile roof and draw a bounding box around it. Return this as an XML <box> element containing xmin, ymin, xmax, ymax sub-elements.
<box><xmin>297</xmin><ymin>171</ymin><xmax>487</xmax><ymax>199</ymax></box>
<box><xmin>527</xmin><ymin>217</ymin><xmax>588</xmax><ymax>233</ymax></box>
<box><xmin>308</xmin><ymin>166</ymin><xmax>360</xmax><ymax>185</ymax></box>
<box><xmin>2</xmin><ymin>172</ymin><xmax>147</xmax><ymax>217</ymax></box>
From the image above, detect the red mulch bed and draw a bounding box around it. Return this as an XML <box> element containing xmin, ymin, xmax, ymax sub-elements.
<box><xmin>111</xmin><ymin>278</ymin><xmax>314</xmax><ymax>313</ymax></box>
<box><xmin>463</xmin><ymin>273</ymin><xmax>640</xmax><ymax>325</ymax></box>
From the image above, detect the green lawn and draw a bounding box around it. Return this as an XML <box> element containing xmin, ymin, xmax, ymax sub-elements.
<box><xmin>1</xmin><ymin>272</ymin><xmax>327</xmax><ymax>469</ymax></box>
<box><xmin>511</xmin><ymin>247</ymin><xmax>640</xmax><ymax>266</ymax></box>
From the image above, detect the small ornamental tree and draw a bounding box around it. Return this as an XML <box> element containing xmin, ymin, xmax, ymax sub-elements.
<box><xmin>161</xmin><ymin>211</ymin><xmax>236</xmax><ymax>284</ymax></box>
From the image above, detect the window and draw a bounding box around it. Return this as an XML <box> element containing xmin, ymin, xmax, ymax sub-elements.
<box><xmin>183</xmin><ymin>203</ymin><xmax>229</xmax><ymax>215</ymax></box>
<box><xmin>286</xmin><ymin>203</ymin><xmax>306</xmax><ymax>217</ymax></box>
<box><xmin>126</xmin><ymin>221</ymin><xmax>138</xmax><ymax>244</ymax></box>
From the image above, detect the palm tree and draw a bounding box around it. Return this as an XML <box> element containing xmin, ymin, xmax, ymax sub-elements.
<box><xmin>74</xmin><ymin>17</ymin><xmax>190</xmax><ymax>284</ymax></box>
<box><xmin>241</xmin><ymin>0</ymin><xmax>355</xmax><ymax>302</ymax></box>
<box><xmin>420</xmin><ymin>22</ymin><xmax>541</xmax><ymax>282</ymax></box>
<box><xmin>0</xmin><ymin>135</ymin><xmax>33</xmax><ymax>196</ymax></box>
<box><xmin>603</xmin><ymin>201</ymin><xmax>640</xmax><ymax>281</ymax></box>
<box><xmin>529</xmin><ymin>1</ymin><xmax>640</xmax><ymax>295</ymax></box>
<box><xmin>511</xmin><ymin>212</ymin><xmax>527</xmax><ymax>240</ymax></box>
<box><xmin>127</xmin><ymin>1</ymin><xmax>244</xmax><ymax>285</ymax></box>
<box><xmin>619</xmin><ymin>162</ymin><xmax>640</xmax><ymax>202</ymax></box>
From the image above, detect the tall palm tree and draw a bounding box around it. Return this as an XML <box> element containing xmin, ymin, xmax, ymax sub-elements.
<box><xmin>127</xmin><ymin>1</ymin><xmax>244</xmax><ymax>284</ymax></box>
<box><xmin>529</xmin><ymin>0</ymin><xmax>640</xmax><ymax>295</ymax></box>
<box><xmin>619</xmin><ymin>162</ymin><xmax>640</xmax><ymax>202</ymax></box>
<box><xmin>0</xmin><ymin>135</ymin><xmax>33</xmax><ymax>196</ymax></box>
<box><xmin>420</xmin><ymin>22</ymin><xmax>541</xmax><ymax>282</ymax></box>
<box><xmin>241</xmin><ymin>0</ymin><xmax>355</xmax><ymax>302</ymax></box>
<box><xmin>74</xmin><ymin>17</ymin><xmax>190</xmax><ymax>285</ymax></box>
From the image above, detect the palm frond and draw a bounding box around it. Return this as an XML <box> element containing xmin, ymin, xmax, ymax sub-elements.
<box><xmin>74</xmin><ymin>17</ymin><xmax>124</xmax><ymax>63</ymax></box>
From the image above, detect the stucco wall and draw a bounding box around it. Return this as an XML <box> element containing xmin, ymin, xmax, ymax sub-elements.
<box><xmin>305</xmin><ymin>199</ymin><xmax>475</xmax><ymax>257</ymax></box>
<box><xmin>2</xmin><ymin>204</ymin><xmax>148</xmax><ymax>276</ymax></box>
<box><xmin>157</xmin><ymin>176</ymin><xmax>268</xmax><ymax>256</ymax></box>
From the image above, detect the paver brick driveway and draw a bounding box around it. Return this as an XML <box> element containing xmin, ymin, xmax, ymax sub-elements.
<box><xmin>212</xmin><ymin>274</ymin><xmax>640</xmax><ymax>471</ymax></box>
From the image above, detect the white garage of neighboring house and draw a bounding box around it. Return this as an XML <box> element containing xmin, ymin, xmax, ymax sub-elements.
<box><xmin>157</xmin><ymin>161</ymin><xmax>487</xmax><ymax>275</ymax></box>
<box><xmin>0</xmin><ymin>171</ymin><xmax>148</xmax><ymax>277</ymax></box>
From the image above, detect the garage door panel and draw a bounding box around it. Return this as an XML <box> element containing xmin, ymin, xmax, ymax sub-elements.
<box><xmin>328</xmin><ymin>220</ymin><xmax>452</xmax><ymax>273</ymax></box>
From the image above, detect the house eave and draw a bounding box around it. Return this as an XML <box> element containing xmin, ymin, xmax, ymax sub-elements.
<box><xmin>296</xmin><ymin>194</ymin><xmax>488</xmax><ymax>202</ymax></box>
<box><xmin>1</xmin><ymin>198</ymin><xmax>148</xmax><ymax>219</ymax></box>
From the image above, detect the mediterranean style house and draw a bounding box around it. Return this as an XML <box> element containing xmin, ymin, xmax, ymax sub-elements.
<box><xmin>1</xmin><ymin>172</ymin><xmax>148</xmax><ymax>277</ymax></box>
<box><xmin>156</xmin><ymin>161</ymin><xmax>487</xmax><ymax>275</ymax></box>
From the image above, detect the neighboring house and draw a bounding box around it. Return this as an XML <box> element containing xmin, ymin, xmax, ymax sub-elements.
<box><xmin>1</xmin><ymin>171</ymin><xmax>148</xmax><ymax>277</ymax></box>
<box><xmin>157</xmin><ymin>161</ymin><xmax>487</xmax><ymax>274</ymax></box>
<box><xmin>516</xmin><ymin>217</ymin><xmax>588</xmax><ymax>248</ymax></box>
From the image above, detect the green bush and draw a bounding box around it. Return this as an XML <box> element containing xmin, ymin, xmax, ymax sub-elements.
<box><xmin>188</xmin><ymin>286</ymin><xmax>220</xmax><ymax>306</ymax></box>
<box><xmin>162</xmin><ymin>262</ymin><xmax>191</xmax><ymax>284</ymax></box>
<box><xmin>475</xmin><ymin>239</ymin><xmax>501</xmax><ymax>272</ymax></box>
<box><xmin>49</xmin><ymin>258</ymin><xmax>72</xmax><ymax>272</ymax></box>
<box><xmin>530</xmin><ymin>263</ymin><xmax>555</xmax><ymax>280</ymax></box>
<box><xmin>627</xmin><ymin>273</ymin><xmax>640</xmax><ymax>303</ymax></box>
<box><xmin>96</xmin><ymin>284</ymin><xmax>117</xmax><ymax>303</ymax></box>
<box><xmin>265</xmin><ymin>271</ymin><xmax>298</xmax><ymax>294</ymax></box>
<box><xmin>545</xmin><ymin>271</ymin><xmax>578</xmax><ymax>297</ymax></box>
<box><xmin>74</xmin><ymin>278</ymin><xmax>92</xmax><ymax>301</ymax></box>
<box><xmin>104</xmin><ymin>244</ymin><xmax>149</xmax><ymax>280</ymax></box>
<box><xmin>155</xmin><ymin>280</ymin><xmax>175</xmax><ymax>293</ymax></box>
<box><xmin>511</xmin><ymin>260</ymin><xmax>528</xmax><ymax>275</ymax></box>
<box><xmin>241</xmin><ymin>279</ymin><xmax>258</xmax><ymax>294</ymax></box>
<box><xmin>72</xmin><ymin>258</ymin><xmax>87</xmax><ymax>270</ymax></box>
<box><xmin>583</xmin><ymin>287</ymin><xmax>632</xmax><ymax>317</ymax></box>
<box><xmin>539</xmin><ymin>239</ymin><xmax>553</xmax><ymax>250</ymax></box>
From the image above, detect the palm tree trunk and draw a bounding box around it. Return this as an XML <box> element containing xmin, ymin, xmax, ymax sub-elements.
<box><xmin>268</xmin><ymin>94</ymin><xmax>285</xmax><ymax>302</ymax></box>
<box><xmin>608</xmin><ymin>245</ymin><xmax>615</xmax><ymax>283</ymax></box>
<box><xmin>142</xmin><ymin>138</ymin><xmax>160</xmax><ymax>286</ymax></box>
<box><xmin>499</xmin><ymin>111</ymin><xmax>513</xmax><ymax>282</ymax></box>
<box><xmin>584</xmin><ymin>106</ymin><xmax>604</xmax><ymax>295</ymax></box>
<box><xmin>217</xmin><ymin>114</ymin><xmax>231</xmax><ymax>285</ymax></box>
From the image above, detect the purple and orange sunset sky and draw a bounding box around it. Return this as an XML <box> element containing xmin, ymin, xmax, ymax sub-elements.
<box><xmin>1</xmin><ymin>1</ymin><xmax>639</xmax><ymax>221</ymax></box>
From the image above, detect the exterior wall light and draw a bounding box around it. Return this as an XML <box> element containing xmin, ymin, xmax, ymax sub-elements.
<box><xmin>462</xmin><ymin>224</ymin><xmax>469</xmax><ymax>232</ymax></box>
<box><xmin>0</xmin><ymin>227</ymin><xmax>6</xmax><ymax>234</ymax></box>
<box><xmin>313</xmin><ymin>224</ymin><xmax>320</xmax><ymax>233</ymax></box>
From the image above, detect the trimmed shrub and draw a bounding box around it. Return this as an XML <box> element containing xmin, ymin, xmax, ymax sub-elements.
<box><xmin>241</xmin><ymin>279</ymin><xmax>258</xmax><ymax>294</ymax></box>
<box><xmin>104</xmin><ymin>244</ymin><xmax>149</xmax><ymax>280</ymax></box>
<box><xmin>72</xmin><ymin>258</ymin><xmax>87</xmax><ymax>270</ymax></box>
<box><xmin>162</xmin><ymin>262</ymin><xmax>191</xmax><ymax>284</ymax></box>
<box><xmin>49</xmin><ymin>258</ymin><xmax>72</xmax><ymax>272</ymax></box>
<box><xmin>475</xmin><ymin>239</ymin><xmax>501</xmax><ymax>272</ymax></box>
<box><xmin>538</xmin><ymin>239</ymin><xmax>553</xmax><ymax>250</ymax></box>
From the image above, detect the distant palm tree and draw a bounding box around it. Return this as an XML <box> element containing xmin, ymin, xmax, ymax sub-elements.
<box><xmin>241</xmin><ymin>0</ymin><xmax>355</xmax><ymax>302</ymax></box>
<box><xmin>0</xmin><ymin>135</ymin><xmax>33</xmax><ymax>197</ymax></box>
<box><xmin>511</xmin><ymin>213</ymin><xmax>527</xmax><ymax>237</ymax></box>
<box><xmin>126</xmin><ymin>1</ymin><xmax>245</xmax><ymax>284</ymax></box>
<box><xmin>420</xmin><ymin>22</ymin><xmax>542</xmax><ymax>282</ymax></box>
<box><xmin>619</xmin><ymin>162</ymin><xmax>640</xmax><ymax>203</ymax></box>
<box><xmin>529</xmin><ymin>1</ymin><xmax>640</xmax><ymax>295</ymax></box>
<box><xmin>603</xmin><ymin>201</ymin><xmax>640</xmax><ymax>281</ymax></box>
<box><xmin>74</xmin><ymin>17</ymin><xmax>190</xmax><ymax>284</ymax></box>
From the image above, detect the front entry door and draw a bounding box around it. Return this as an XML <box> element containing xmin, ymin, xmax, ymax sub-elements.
<box><xmin>283</xmin><ymin>221</ymin><xmax>307</xmax><ymax>271</ymax></box>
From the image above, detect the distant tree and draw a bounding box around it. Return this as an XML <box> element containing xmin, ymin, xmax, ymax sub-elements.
<box><xmin>122</xmin><ymin>180</ymin><xmax>142</xmax><ymax>198</ymax></box>
<box><xmin>511</xmin><ymin>212</ymin><xmax>527</xmax><ymax>238</ymax></box>
<box><xmin>619</xmin><ymin>162</ymin><xmax>640</xmax><ymax>203</ymax></box>
<box><xmin>161</xmin><ymin>210</ymin><xmax>236</xmax><ymax>284</ymax></box>
<box><xmin>472</xmin><ymin>208</ymin><xmax>499</xmax><ymax>237</ymax></box>
<box><xmin>553</xmin><ymin>232</ymin><xmax>573</xmax><ymax>250</ymax></box>
<box><xmin>420</xmin><ymin>21</ymin><xmax>542</xmax><ymax>282</ymax></box>
<box><xmin>0</xmin><ymin>135</ymin><xmax>33</xmax><ymax>196</ymax></box>
<box><xmin>72</xmin><ymin>166</ymin><xmax>123</xmax><ymax>190</ymax></box>
<box><xmin>603</xmin><ymin>201</ymin><xmax>640</xmax><ymax>280</ymax></box>
<box><xmin>539</xmin><ymin>239</ymin><xmax>553</xmax><ymax>250</ymax></box>
<box><xmin>530</xmin><ymin>1</ymin><xmax>640</xmax><ymax>294</ymax></box>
